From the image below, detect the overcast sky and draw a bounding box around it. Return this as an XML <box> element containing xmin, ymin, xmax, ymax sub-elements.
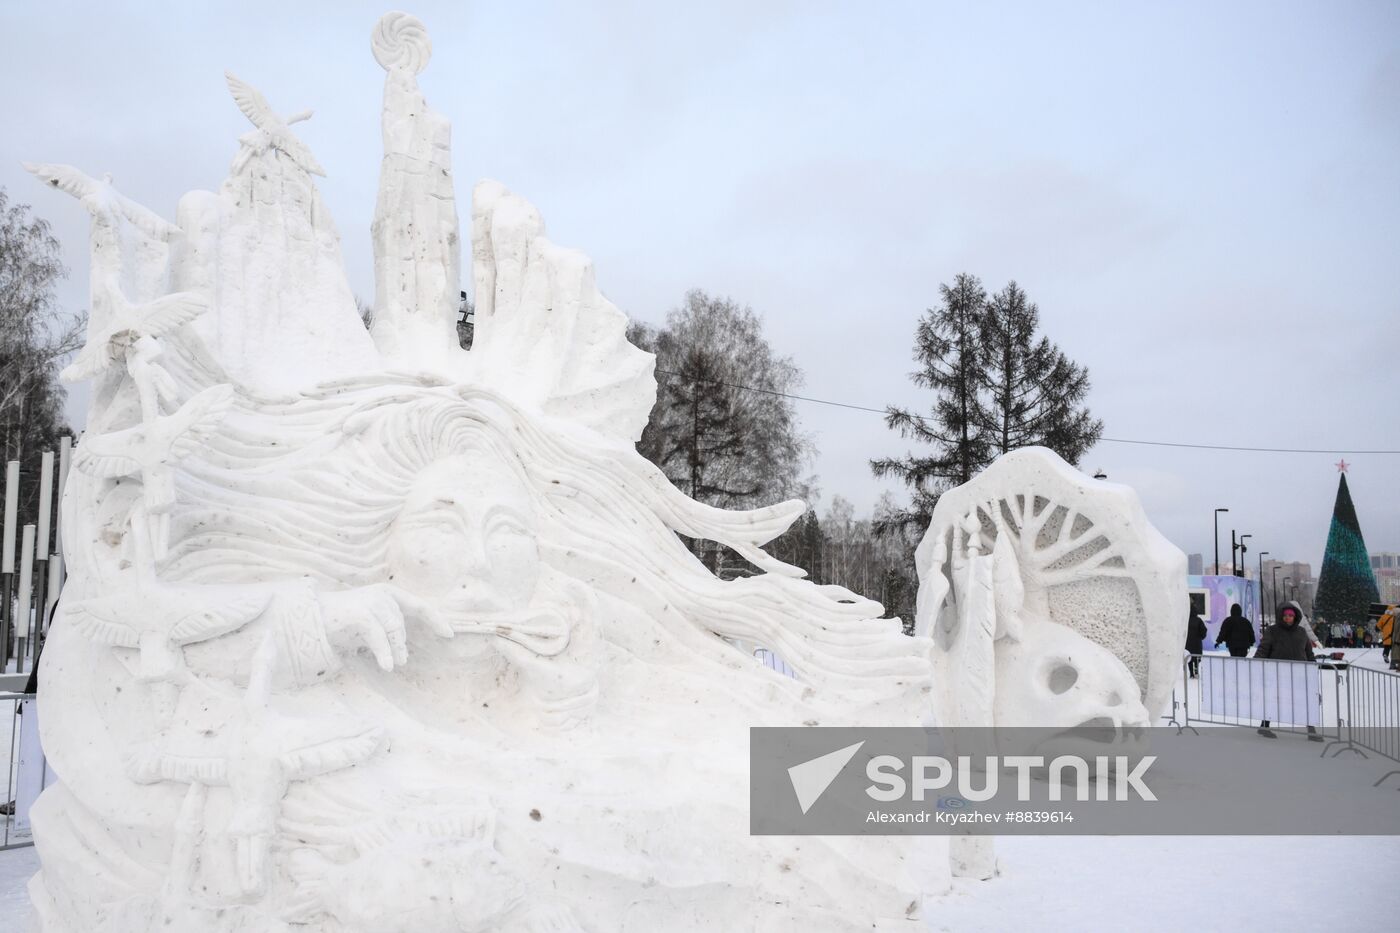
<box><xmin>2</xmin><ymin>0</ymin><xmax>1397</xmax><ymax>573</ymax></box>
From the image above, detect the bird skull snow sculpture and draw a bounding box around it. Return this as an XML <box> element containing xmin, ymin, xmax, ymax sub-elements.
<box><xmin>26</xmin><ymin>12</ymin><xmax>948</xmax><ymax>932</ymax></box>
<box><xmin>916</xmin><ymin>448</ymin><xmax>1187</xmax><ymax>732</ymax></box>
<box><xmin>914</xmin><ymin>449</ymin><xmax>1185</xmax><ymax>881</ymax></box>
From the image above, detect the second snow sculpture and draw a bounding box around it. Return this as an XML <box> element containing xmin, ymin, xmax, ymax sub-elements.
<box><xmin>27</xmin><ymin>12</ymin><xmax>944</xmax><ymax>932</ymax></box>
<box><xmin>916</xmin><ymin>448</ymin><xmax>1186</xmax><ymax>733</ymax></box>
<box><xmin>914</xmin><ymin>449</ymin><xmax>1186</xmax><ymax>880</ymax></box>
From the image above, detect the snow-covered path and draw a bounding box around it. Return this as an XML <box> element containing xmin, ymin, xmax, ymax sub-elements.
<box><xmin>929</xmin><ymin>835</ymin><xmax>1400</xmax><ymax>931</ymax></box>
<box><xmin>3</xmin><ymin>834</ymin><xmax>1397</xmax><ymax>930</ymax></box>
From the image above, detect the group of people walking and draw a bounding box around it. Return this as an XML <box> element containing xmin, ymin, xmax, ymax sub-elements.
<box><xmin>1183</xmin><ymin>600</ymin><xmax>1400</xmax><ymax>737</ymax></box>
<box><xmin>1197</xmin><ymin>602</ymin><xmax>1398</xmax><ymax>669</ymax></box>
<box><xmin>1185</xmin><ymin>601</ymin><xmax>1318</xmax><ymax>739</ymax></box>
<box><xmin>1184</xmin><ymin>602</ymin><xmax>1265</xmax><ymax>675</ymax></box>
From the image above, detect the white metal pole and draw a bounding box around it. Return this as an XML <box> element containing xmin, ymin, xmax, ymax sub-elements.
<box><xmin>2</xmin><ymin>461</ymin><xmax>18</xmax><ymax>574</ymax></box>
<box><xmin>36</xmin><ymin>451</ymin><xmax>54</xmax><ymax>563</ymax></box>
<box><xmin>16</xmin><ymin>524</ymin><xmax>35</xmax><ymax>666</ymax></box>
<box><xmin>56</xmin><ymin>435</ymin><xmax>71</xmax><ymax>558</ymax></box>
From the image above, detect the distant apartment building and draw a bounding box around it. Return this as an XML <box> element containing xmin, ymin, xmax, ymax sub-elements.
<box><xmin>1374</xmin><ymin>553</ymin><xmax>1400</xmax><ymax>605</ymax></box>
<box><xmin>1187</xmin><ymin>553</ymin><xmax>1204</xmax><ymax>575</ymax></box>
<box><xmin>1261</xmin><ymin>559</ymin><xmax>1316</xmax><ymax>617</ymax></box>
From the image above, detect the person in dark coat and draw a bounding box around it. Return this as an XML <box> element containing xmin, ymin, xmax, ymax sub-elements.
<box><xmin>1185</xmin><ymin>610</ymin><xmax>1208</xmax><ymax>678</ymax></box>
<box><xmin>1213</xmin><ymin>603</ymin><xmax>1255</xmax><ymax>658</ymax></box>
<box><xmin>1254</xmin><ymin>600</ymin><xmax>1317</xmax><ymax>738</ymax></box>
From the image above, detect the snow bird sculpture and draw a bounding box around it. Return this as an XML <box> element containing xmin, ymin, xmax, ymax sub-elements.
<box><xmin>65</xmin><ymin>507</ymin><xmax>270</xmax><ymax>683</ymax></box>
<box><xmin>73</xmin><ymin>383</ymin><xmax>236</xmax><ymax>556</ymax></box>
<box><xmin>60</xmin><ymin>295</ymin><xmax>208</xmax><ymax>422</ymax></box>
<box><xmin>22</xmin><ymin>162</ymin><xmax>179</xmax><ymax>241</ymax></box>
<box><xmin>126</xmin><ymin>636</ymin><xmax>385</xmax><ymax>896</ymax></box>
<box><xmin>225</xmin><ymin>71</ymin><xmax>325</xmax><ymax>177</ymax></box>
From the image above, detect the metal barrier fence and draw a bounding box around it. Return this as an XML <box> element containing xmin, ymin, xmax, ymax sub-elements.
<box><xmin>1174</xmin><ymin>654</ymin><xmax>1335</xmax><ymax>740</ymax></box>
<box><xmin>1171</xmin><ymin>654</ymin><xmax>1400</xmax><ymax>764</ymax></box>
<box><xmin>2</xmin><ymin>691</ymin><xmax>47</xmax><ymax>851</ymax></box>
<box><xmin>1326</xmin><ymin>664</ymin><xmax>1400</xmax><ymax>765</ymax></box>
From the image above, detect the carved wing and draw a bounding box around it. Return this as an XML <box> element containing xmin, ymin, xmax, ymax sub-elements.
<box><xmin>66</xmin><ymin>597</ymin><xmax>140</xmax><ymax>648</ymax></box>
<box><xmin>159</xmin><ymin>384</ymin><xmax>236</xmax><ymax>460</ymax></box>
<box><xmin>225</xmin><ymin>71</ymin><xmax>275</xmax><ymax>130</ymax></box>
<box><xmin>61</xmin><ymin>334</ymin><xmax>121</xmax><ymax>383</ymax></box>
<box><xmin>168</xmin><ymin>591</ymin><xmax>270</xmax><ymax>644</ymax></box>
<box><xmin>111</xmin><ymin>190</ymin><xmax>181</xmax><ymax>241</ymax></box>
<box><xmin>127</xmin><ymin>748</ymin><xmax>229</xmax><ymax>786</ymax></box>
<box><xmin>276</xmin><ymin>728</ymin><xmax>384</xmax><ymax>781</ymax></box>
<box><xmin>22</xmin><ymin>161</ymin><xmax>98</xmax><ymax>202</ymax></box>
<box><xmin>73</xmin><ymin>430</ymin><xmax>144</xmax><ymax>478</ymax></box>
<box><xmin>132</xmin><ymin>292</ymin><xmax>209</xmax><ymax>337</ymax></box>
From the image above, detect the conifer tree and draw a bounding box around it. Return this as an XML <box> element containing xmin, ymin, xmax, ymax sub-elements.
<box><xmin>1313</xmin><ymin>471</ymin><xmax>1380</xmax><ymax>627</ymax></box>
<box><xmin>870</xmin><ymin>273</ymin><xmax>990</xmax><ymax>533</ymax></box>
<box><xmin>981</xmin><ymin>281</ymin><xmax>1102</xmax><ymax>461</ymax></box>
<box><xmin>871</xmin><ymin>275</ymin><xmax>1101</xmax><ymax>534</ymax></box>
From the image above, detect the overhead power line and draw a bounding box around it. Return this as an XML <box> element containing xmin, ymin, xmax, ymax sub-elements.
<box><xmin>652</xmin><ymin>369</ymin><xmax>1400</xmax><ymax>455</ymax></box>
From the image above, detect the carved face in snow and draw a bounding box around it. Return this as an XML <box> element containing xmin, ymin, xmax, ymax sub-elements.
<box><xmin>386</xmin><ymin>451</ymin><xmax>540</xmax><ymax>610</ymax></box>
<box><xmin>993</xmin><ymin>618</ymin><xmax>1151</xmax><ymax>732</ymax></box>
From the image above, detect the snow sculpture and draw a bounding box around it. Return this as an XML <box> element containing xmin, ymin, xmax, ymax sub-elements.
<box><xmin>914</xmin><ymin>448</ymin><xmax>1187</xmax><ymax>876</ymax></box>
<box><xmin>26</xmin><ymin>12</ymin><xmax>948</xmax><ymax>931</ymax></box>
<box><xmin>917</xmin><ymin>449</ymin><xmax>1186</xmax><ymax>729</ymax></box>
<box><xmin>369</xmin><ymin>11</ymin><xmax>462</xmax><ymax>370</ymax></box>
<box><xmin>177</xmin><ymin>73</ymin><xmax>379</xmax><ymax>393</ymax></box>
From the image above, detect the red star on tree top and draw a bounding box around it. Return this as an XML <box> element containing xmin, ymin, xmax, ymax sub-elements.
<box><xmin>1336</xmin><ymin>459</ymin><xmax>1349</xmax><ymax>473</ymax></box>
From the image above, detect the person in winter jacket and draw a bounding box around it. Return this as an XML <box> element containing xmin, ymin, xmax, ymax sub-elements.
<box><xmin>1255</xmin><ymin>600</ymin><xmax>1317</xmax><ymax>739</ymax></box>
<box><xmin>1214</xmin><ymin>603</ymin><xmax>1256</xmax><ymax>657</ymax></box>
<box><xmin>1378</xmin><ymin>606</ymin><xmax>1396</xmax><ymax>665</ymax></box>
<box><xmin>1185</xmin><ymin>610</ymin><xmax>1209</xmax><ymax>678</ymax></box>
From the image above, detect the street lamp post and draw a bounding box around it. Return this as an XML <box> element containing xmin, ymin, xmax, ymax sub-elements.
<box><xmin>1271</xmin><ymin>567</ymin><xmax>1280</xmax><ymax>622</ymax></box>
<box><xmin>1238</xmin><ymin>534</ymin><xmax>1251</xmax><ymax>579</ymax></box>
<box><xmin>1284</xmin><ymin>577</ymin><xmax>1293</xmax><ymax>604</ymax></box>
<box><xmin>1258</xmin><ymin>551</ymin><xmax>1269</xmax><ymax>626</ymax></box>
<box><xmin>1214</xmin><ymin>508</ymin><xmax>1229</xmax><ymax>575</ymax></box>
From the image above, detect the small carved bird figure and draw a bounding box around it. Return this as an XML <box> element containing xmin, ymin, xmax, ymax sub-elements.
<box><xmin>61</xmin><ymin>293</ymin><xmax>208</xmax><ymax>392</ymax></box>
<box><xmin>73</xmin><ymin>383</ymin><xmax>235</xmax><ymax>556</ymax></box>
<box><xmin>127</xmin><ymin>636</ymin><xmax>385</xmax><ymax>895</ymax></box>
<box><xmin>22</xmin><ymin>162</ymin><xmax>179</xmax><ymax>241</ymax></box>
<box><xmin>66</xmin><ymin>506</ymin><xmax>269</xmax><ymax>682</ymax></box>
<box><xmin>225</xmin><ymin>71</ymin><xmax>325</xmax><ymax>177</ymax></box>
<box><xmin>23</xmin><ymin>162</ymin><xmax>187</xmax><ymax>334</ymax></box>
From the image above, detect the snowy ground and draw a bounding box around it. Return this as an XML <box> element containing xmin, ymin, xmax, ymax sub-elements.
<box><xmin>2</xmin><ymin>834</ymin><xmax>1396</xmax><ymax>931</ymax></box>
<box><xmin>930</xmin><ymin>834</ymin><xmax>1400</xmax><ymax>931</ymax></box>
<box><xmin>0</xmin><ymin>845</ymin><xmax>37</xmax><ymax>927</ymax></box>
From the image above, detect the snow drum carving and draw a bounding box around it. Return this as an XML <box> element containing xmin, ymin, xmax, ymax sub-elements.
<box><xmin>26</xmin><ymin>12</ymin><xmax>952</xmax><ymax>932</ymax></box>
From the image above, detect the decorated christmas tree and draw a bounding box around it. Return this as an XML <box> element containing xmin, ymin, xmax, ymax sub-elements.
<box><xmin>1313</xmin><ymin>464</ymin><xmax>1380</xmax><ymax>627</ymax></box>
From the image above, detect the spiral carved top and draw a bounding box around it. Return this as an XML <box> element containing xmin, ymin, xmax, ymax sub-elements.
<box><xmin>372</xmin><ymin>12</ymin><xmax>432</xmax><ymax>75</ymax></box>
